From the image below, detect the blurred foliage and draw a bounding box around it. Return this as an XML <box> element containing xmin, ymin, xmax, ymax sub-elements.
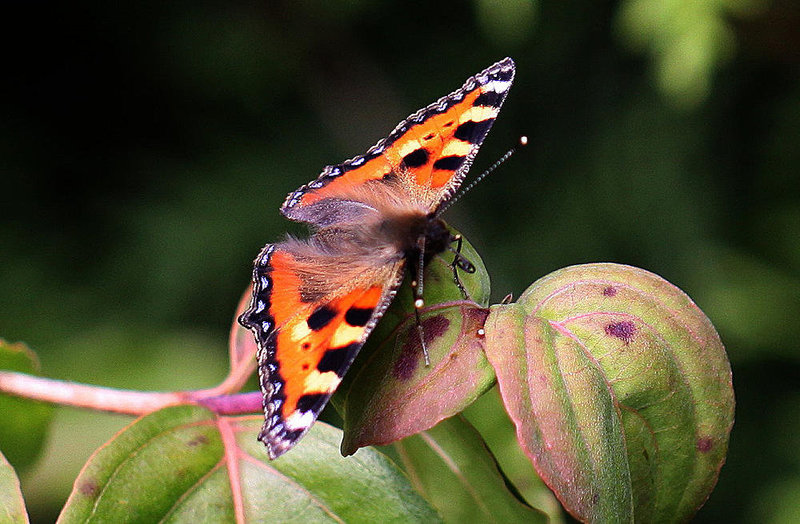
<box><xmin>615</xmin><ymin>0</ymin><xmax>768</xmax><ymax>108</ymax></box>
<box><xmin>1</xmin><ymin>0</ymin><xmax>798</xmax><ymax>521</ymax></box>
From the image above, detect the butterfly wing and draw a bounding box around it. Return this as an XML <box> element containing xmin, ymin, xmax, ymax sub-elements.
<box><xmin>281</xmin><ymin>57</ymin><xmax>515</xmax><ymax>222</ymax></box>
<box><xmin>239</xmin><ymin>243</ymin><xmax>405</xmax><ymax>459</ymax></box>
<box><xmin>241</xmin><ymin>58</ymin><xmax>516</xmax><ymax>458</ymax></box>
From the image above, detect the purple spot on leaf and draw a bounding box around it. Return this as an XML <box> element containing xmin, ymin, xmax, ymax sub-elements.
<box><xmin>393</xmin><ymin>345</ymin><xmax>418</xmax><ymax>381</ymax></box>
<box><xmin>187</xmin><ymin>434</ymin><xmax>209</xmax><ymax>447</ymax></box>
<box><xmin>393</xmin><ymin>315</ymin><xmax>450</xmax><ymax>380</ymax></box>
<box><xmin>697</xmin><ymin>437</ymin><xmax>713</xmax><ymax>453</ymax></box>
<box><xmin>79</xmin><ymin>480</ymin><xmax>99</xmax><ymax>497</ymax></box>
<box><xmin>605</xmin><ymin>321</ymin><xmax>636</xmax><ymax>344</ymax></box>
<box><xmin>602</xmin><ymin>286</ymin><xmax>617</xmax><ymax>297</ymax></box>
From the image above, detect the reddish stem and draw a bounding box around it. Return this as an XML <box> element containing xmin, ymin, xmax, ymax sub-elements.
<box><xmin>0</xmin><ymin>370</ymin><xmax>261</xmax><ymax>416</ymax></box>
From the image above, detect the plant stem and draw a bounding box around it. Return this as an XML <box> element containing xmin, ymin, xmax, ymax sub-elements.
<box><xmin>0</xmin><ymin>371</ymin><xmax>261</xmax><ymax>416</ymax></box>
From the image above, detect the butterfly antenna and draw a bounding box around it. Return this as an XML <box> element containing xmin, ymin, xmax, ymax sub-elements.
<box><xmin>437</xmin><ymin>135</ymin><xmax>528</xmax><ymax>216</ymax></box>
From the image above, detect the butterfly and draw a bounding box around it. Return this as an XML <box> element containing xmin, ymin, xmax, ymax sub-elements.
<box><xmin>239</xmin><ymin>57</ymin><xmax>515</xmax><ymax>459</ymax></box>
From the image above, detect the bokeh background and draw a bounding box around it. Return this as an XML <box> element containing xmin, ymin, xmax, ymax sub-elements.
<box><xmin>2</xmin><ymin>0</ymin><xmax>799</xmax><ymax>521</ymax></box>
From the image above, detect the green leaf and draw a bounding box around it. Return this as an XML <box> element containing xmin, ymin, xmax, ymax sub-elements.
<box><xmin>338</xmin><ymin>229</ymin><xmax>494</xmax><ymax>454</ymax></box>
<box><xmin>0</xmin><ymin>339</ymin><xmax>54</xmax><ymax>471</ymax></box>
<box><xmin>484</xmin><ymin>263</ymin><xmax>734</xmax><ymax>523</ymax></box>
<box><xmin>0</xmin><ymin>450</ymin><xmax>29</xmax><ymax>524</ymax></box>
<box><xmin>487</xmin><ymin>308</ymin><xmax>634</xmax><ymax>522</ymax></box>
<box><xmin>464</xmin><ymin>387</ymin><xmax>566</xmax><ymax>522</ymax></box>
<box><xmin>58</xmin><ymin>405</ymin><xmax>439</xmax><ymax>523</ymax></box>
<box><xmin>390</xmin><ymin>415</ymin><xmax>547</xmax><ymax>524</ymax></box>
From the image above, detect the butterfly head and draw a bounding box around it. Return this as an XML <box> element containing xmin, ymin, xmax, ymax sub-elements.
<box><xmin>377</xmin><ymin>211</ymin><xmax>451</xmax><ymax>266</ymax></box>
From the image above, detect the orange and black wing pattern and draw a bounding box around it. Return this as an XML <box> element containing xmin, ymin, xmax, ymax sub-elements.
<box><xmin>281</xmin><ymin>57</ymin><xmax>515</xmax><ymax>219</ymax></box>
<box><xmin>240</xmin><ymin>58</ymin><xmax>515</xmax><ymax>459</ymax></box>
<box><xmin>239</xmin><ymin>244</ymin><xmax>405</xmax><ymax>459</ymax></box>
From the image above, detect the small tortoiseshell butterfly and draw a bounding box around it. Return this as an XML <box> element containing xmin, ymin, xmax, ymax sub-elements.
<box><xmin>240</xmin><ymin>57</ymin><xmax>515</xmax><ymax>459</ymax></box>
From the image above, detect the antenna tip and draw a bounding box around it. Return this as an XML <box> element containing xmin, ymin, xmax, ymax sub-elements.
<box><xmin>519</xmin><ymin>135</ymin><xmax>529</xmax><ymax>147</ymax></box>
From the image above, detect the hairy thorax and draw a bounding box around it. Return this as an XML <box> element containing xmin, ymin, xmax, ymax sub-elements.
<box><xmin>279</xmin><ymin>174</ymin><xmax>453</xmax><ymax>299</ymax></box>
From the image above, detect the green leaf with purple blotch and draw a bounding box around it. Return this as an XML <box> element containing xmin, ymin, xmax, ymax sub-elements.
<box><xmin>58</xmin><ymin>405</ymin><xmax>439</xmax><ymax>523</ymax></box>
<box><xmin>340</xmin><ymin>303</ymin><xmax>494</xmax><ymax>455</ymax></box>
<box><xmin>483</xmin><ymin>263</ymin><xmax>734</xmax><ymax>523</ymax></box>
<box><xmin>337</xmin><ymin>229</ymin><xmax>494</xmax><ymax>455</ymax></box>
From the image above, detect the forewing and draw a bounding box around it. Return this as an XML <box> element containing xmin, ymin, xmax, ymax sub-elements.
<box><xmin>281</xmin><ymin>57</ymin><xmax>516</xmax><ymax>222</ymax></box>
<box><xmin>239</xmin><ymin>244</ymin><xmax>405</xmax><ymax>459</ymax></box>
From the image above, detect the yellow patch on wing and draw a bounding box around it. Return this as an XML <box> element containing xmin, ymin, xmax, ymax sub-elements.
<box><xmin>289</xmin><ymin>322</ymin><xmax>312</xmax><ymax>343</ymax></box>
<box><xmin>396</xmin><ymin>138</ymin><xmax>424</xmax><ymax>160</ymax></box>
<box><xmin>440</xmin><ymin>139</ymin><xmax>472</xmax><ymax>158</ymax></box>
<box><xmin>461</xmin><ymin>105</ymin><xmax>498</xmax><ymax>124</ymax></box>
<box><xmin>330</xmin><ymin>323</ymin><xmax>365</xmax><ymax>348</ymax></box>
<box><xmin>302</xmin><ymin>370</ymin><xmax>341</xmax><ymax>393</ymax></box>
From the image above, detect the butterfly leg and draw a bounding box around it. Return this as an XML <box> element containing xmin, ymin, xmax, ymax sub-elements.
<box><xmin>412</xmin><ymin>236</ymin><xmax>431</xmax><ymax>366</ymax></box>
<box><xmin>449</xmin><ymin>234</ymin><xmax>476</xmax><ymax>299</ymax></box>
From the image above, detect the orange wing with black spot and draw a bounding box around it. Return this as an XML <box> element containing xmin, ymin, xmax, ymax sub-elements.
<box><xmin>239</xmin><ymin>244</ymin><xmax>405</xmax><ymax>459</ymax></box>
<box><xmin>281</xmin><ymin>57</ymin><xmax>515</xmax><ymax>220</ymax></box>
<box><xmin>240</xmin><ymin>58</ymin><xmax>515</xmax><ymax>459</ymax></box>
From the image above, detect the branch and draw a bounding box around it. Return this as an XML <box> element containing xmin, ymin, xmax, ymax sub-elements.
<box><xmin>0</xmin><ymin>371</ymin><xmax>262</xmax><ymax>416</ymax></box>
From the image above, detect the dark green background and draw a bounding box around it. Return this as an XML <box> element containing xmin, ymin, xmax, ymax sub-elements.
<box><xmin>2</xmin><ymin>1</ymin><xmax>798</xmax><ymax>521</ymax></box>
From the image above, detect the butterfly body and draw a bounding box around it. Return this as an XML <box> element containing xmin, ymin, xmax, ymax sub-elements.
<box><xmin>240</xmin><ymin>58</ymin><xmax>515</xmax><ymax>459</ymax></box>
